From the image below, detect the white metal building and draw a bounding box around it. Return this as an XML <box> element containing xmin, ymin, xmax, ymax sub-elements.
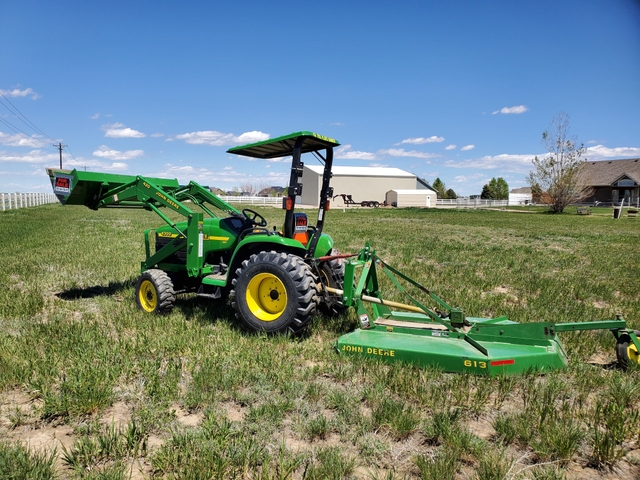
<box><xmin>301</xmin><ymin>165</ymin><xmax>419</xmax><ymax>206</ymax></box>
<box><xmin>508</xmin><ymin>187</ymin><xmax>533</xmax><ymax>206</ymax></box>
<box><xmin>385</xmin><ymin>189</ymin><xmax>436</xmax><ymax>208</ymax></box>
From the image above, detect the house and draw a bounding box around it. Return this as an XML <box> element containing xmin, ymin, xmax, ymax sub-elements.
<box><xmin>577</xmin><ymin>158</ymin><xmax>640</xmax><ymax>206</ymax></box>
<box><xmin>301</xmin><ymin>165</ymin><xmax>428</xmax><ymax>206</ymax></box>
<box><xmin>258</xmin><ymin>186</ymin><xmax>285</xmax><ymax>197</ymax></box>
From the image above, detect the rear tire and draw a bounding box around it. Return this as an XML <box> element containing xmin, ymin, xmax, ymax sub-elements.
<box><xmin>230</xmin><ymin>251</ymin><xmax>319</xmax><ymax>334</ymax></box>
<box><xmin>135</xmin><ymin>269</ymin><xmax>175</xmax><ymax>313</ymax></box>
<box><xmin>616</xmin><ymin>330</ymin><xmax>640</xmax><ymax>369</ymax></box>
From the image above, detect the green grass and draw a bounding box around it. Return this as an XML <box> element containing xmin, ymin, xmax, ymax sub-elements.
<box><xmin>0</xmin><ymin>204</ymin><xmax>639</xmax><ymax>478</ymax></box>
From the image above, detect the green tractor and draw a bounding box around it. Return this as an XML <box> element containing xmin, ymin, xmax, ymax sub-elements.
<box><xmin>47</xmin><ymin>131</ymin><xmax>345</xmax><ymax>334</ymax></box>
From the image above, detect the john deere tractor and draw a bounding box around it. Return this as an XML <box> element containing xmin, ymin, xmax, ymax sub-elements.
<box><xmin>47</xmin><ymin>131</ymin><xmax>345</xmax><ymax>334</ymax></box>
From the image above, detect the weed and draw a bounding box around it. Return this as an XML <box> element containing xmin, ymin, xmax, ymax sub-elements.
<box><xmin>0</xmin><ymin>441</ymin><xmax>56</xmax><ymax>479</ymax></box>
<box><xmin>476</xmin><ymin>447</ymin><xmax>513</xmax><ymax>480</ymax></box>
<box><xmin>1</xmin><ymin>205</ymin><xmax>640</xmax><ymax>478</ymax></box>
<box><xmin>588</xmin><ymin>399</ymin><xmax>637</xmax><ymax>468</ymax></box>
<box><xmin>415</xmin><ymin>448</ymin><xmax>458</xmax><ymax>480</ymax></box>
<box><xmin>303</xmin><ymin>446</ymin><xmax>356</xmax><ymax>480</ymax></box>
<box><xmin>371</xmin><ymin>396</ymin><xmax>420</xmax><ymax>439</ymax></box>
<box><xmin>532</xmin><ymin>416</ymin><xmax>584</xmax><ymax>463</ymax></box>
<box><xmin>492</xmin><ymin>411</ymin><xmax>533</xmax><ymax>445</ymax></box>
<box><xmin>6</xmin><ymin>405</ymin><xmax>27</xmax><ymax>429</ymax></box>
<box><xmin>305</xmin><ymin>414</ymin><xmax>330</xmax><ymax>441</ymax></box>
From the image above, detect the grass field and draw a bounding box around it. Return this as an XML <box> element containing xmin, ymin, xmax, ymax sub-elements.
<box><xmin>1</xmin><ymin>203</ymin><xmax>639</xmax><ymax>479</ymax></box>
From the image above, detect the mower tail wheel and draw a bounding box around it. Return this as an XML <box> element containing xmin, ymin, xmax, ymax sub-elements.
<box><xmin>135</xmin><ymin>269</ymin><xmax>175</xmax><ymax>314</ymax></box>
<box><xmin>616</xmin><ymin>330</ymin><xmax>640</xmax><ymax>369</ymax></box>
<box><xmin>318</xmin><ymin>249</ymin><xmax>348</xmax><ymax>317</ymax></box>
<box><xmin>230</xmin><ymin>251</ymin><xmax>319</xmax><ymax>334</ymax></box>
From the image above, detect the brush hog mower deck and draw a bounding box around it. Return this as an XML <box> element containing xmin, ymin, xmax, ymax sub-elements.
<box><xmin>333</xmin><ymin>244</ymin><xmax>640</xmax><ymax>375</ymax></box>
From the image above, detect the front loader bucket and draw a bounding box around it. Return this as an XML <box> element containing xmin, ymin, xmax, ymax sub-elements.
<box><xmin>46</xmin><ymin>168</ymin><xmax>179</xmax><ymax>208</ymax></box>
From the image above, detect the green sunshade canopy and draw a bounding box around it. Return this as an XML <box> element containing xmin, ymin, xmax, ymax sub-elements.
<box><xmin>227</xmin><ymin>131</ymin><xmax>340</xmax><ymax>159</ymax></box>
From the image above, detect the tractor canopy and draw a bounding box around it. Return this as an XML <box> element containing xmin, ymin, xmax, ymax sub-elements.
<box><xmin>227</xmin><ymin>131</ymin><xmax>339</xmax><ymax>158</ymax></box>
<box><xmin>228</xmin><ymin>131</ymin><xmax>340</xmax><ymax>258</ymax></box>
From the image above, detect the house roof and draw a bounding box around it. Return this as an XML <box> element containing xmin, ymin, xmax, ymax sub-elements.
<box><xmin>510</xmin><ymin>187</ymin><xmax>532</xmax><ymax>194</ymax></box>
<box><xmin>305</xmin><ymin>165</ymin><xmax>415</xmax><ymax>178</ymax></box>
<box><xmin>577</xmin><ymin>158</ymin><xmax>640</xmax><ymax>186</ymax></box>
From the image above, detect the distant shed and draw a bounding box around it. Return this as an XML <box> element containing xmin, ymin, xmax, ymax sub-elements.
<box><xmin>508</xmin><ymin>187</ymin><xmax>532</xmax><ymax>206</ymax></box>
<box><xmin>386</xmin><ymin>189</ymin><xmax>435</xmax><ymax>208</ymax></box>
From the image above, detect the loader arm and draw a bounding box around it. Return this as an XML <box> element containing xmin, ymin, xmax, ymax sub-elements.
<box><xmin>46</xmin><ymin>168</ymin><xmax>243</xmax><ymax>277</ymax></box>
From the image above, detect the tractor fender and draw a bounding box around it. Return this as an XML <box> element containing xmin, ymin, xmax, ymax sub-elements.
<box><xmin>312</xmin><ymin>233</ymin><xmax>334</xmax><ymax>258</ymax></box>
<box><xmin>227</xmin><ymin>235</ymin><xmax>307</xmax><ymax>282</ymax></box>
<box><xmin>227</xmin><ymin>233</ymin><xmax>335</xmax><ymax>283</ymax></box>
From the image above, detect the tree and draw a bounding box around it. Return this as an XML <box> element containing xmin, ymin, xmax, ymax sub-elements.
<box><xmin>527</xmin><ymin>112</ymin><xmax>589</xmax><ymax>213</ymax></box>
<box><xmin>432</xmin><ymin>177</ymin><xmax>446</xmax><ymax>198</ymax></box>
<box><xmin>480</xmin><ymin>177</ymin><xmax>509</xmax><ymax>200</ymax></box>
<box><xmin>432</xmin><ymin>177</ymin><xmax>457</xmax><ymax>199</ymax></box>
<box><xmin>480</xmin><ymin>183</ymin><xmax>495</xmax><ymax>199</ymax></box>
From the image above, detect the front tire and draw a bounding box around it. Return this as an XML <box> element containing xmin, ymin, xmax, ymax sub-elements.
<box><xmin>135</xmin><ymin>269</ymin><xmax>175</xmax><ymax>313</ymax></box>
<box><xmin>230</xmin><ymin>251</ymin><xmax>319</xmax><ymax>334</ymax></box>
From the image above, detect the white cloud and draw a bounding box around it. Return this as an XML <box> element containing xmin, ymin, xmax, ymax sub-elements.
<box><xmin>586</xmin><ymin>145</ymin><xmax>640</xmax><ymax>159</ymax></box>
<box><xmin>154</xmin><ymin>163</ymin><xmax>288</xmax><ymax>186</ymax></box>
<box><xmin>367</xmin><ymin>163</ymin><xmax>390</xmax><ymax>168</ymax></box>
<box><xmin>461</xmin><ymin>145</ymin><xmax>475</xmax><ymax>151</ymax></box>
<box><xmin>378</xmin><ymin>148</ymin><xmax>439</xmax><ymax>159</ymax></box>
<box><xmin>93</xmin><ymin>145</ymin><xmax>144</xmax><ymax>160</ymax></box>
<box><xmin>445</xmin><ymin>144</ymin><xmax>456</xmax><ymax>150</ymax></box>
<box><xmin>0</xmin><ymin>87</ymin><xmax>41</xmax><ymax>100</ymax></box>
<box><xmin>0</xmin><ymin>132</ymin><xmax>46</xmax><ymax>148</ymax></box>
<box><xmin>90</xmin><ymin>113</ymin><xmax>100</xmax><ymax>120</ymax></box>
<box><xmin>492</xmin><ymin>105</ymin><xmax>528</xmax><ymax>115</ymax></box>
<box><xmin>397</xmin><ymin>136</ymin><xmax>444</xmax><ymax>145</ymax></box>
<box><xmin>330</xmin><ymin>122</ymin><xmax>345</xmax><ymax>126</ymax></box>
<box><xmin>236</xmin><ymin>131</ymin><xmax>270</xmax><ymax>144</ymax></box>
<box><xmin>445</xmin><ymin>153</ymin><xmax>536</xmax><ymax>172</ymax></box>
<box><xmin>0</xmin><ymin>149</ymin><xmax>58</xmax><ymax>163</ymax></box>
<box><xmin>150</xmin><ymin>133</ymin><xmax>164</xmax><ymax>138</ymax></box>
<box><xmin>65</xmin><ymin>158</ymin><xmax>129</xmax><ymax>171</ymax></box>
<box><xmin>453</xmin><ymin>173</ymin><xmax>488</xmax><ymax>184</ymax></box>
<box><xmin>335</xmin><ymin>145</ymin><xmax>376</xmax><ymax>160</ymax></box>
<box><xmin>171</xmin><ymin>130</ymin><xmax>269</xmax><ymax>146</ymax></box>
<box><xmin>102</xmin><ymin>123</ymin><xmax>146</xmax><ymax>138</ymax></box>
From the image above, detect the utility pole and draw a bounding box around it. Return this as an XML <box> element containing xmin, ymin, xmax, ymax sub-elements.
<box><xmin>54</xmin><ymin>142</ymin><xmax>67</xmax><ymax>169</ymax></box>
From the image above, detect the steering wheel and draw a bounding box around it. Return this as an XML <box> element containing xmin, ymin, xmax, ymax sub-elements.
<box><xmin>242</xmin><ymin>208</ymin><xmax>267</xmax><ymax>227</ymax></box>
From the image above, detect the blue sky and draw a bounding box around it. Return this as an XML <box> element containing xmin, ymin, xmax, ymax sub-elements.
<box><xmin>1</xmin><ymin>0</ymin><xmax>639</xmax><ymax>196</ymax></box>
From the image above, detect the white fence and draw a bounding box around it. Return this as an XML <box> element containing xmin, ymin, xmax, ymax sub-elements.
<box><xmin>218</xmin><ymin>196</ymin><xmax>281</xmax><ymax>205</ymax></box>
<box><xmin>1</xmin><ymin>192</ymin><xmax>58</xmax><ymax>211</ymax></box>
<box><xmin>436</xmin><ymin>198</ymin><xmax>509</xmax><ymax>208</ymax></box>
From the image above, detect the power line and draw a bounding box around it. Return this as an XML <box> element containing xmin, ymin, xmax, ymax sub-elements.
<box><xmin>0</xmin><ymin>116</ymin><xmax>52</xmax><ymax>149</ymax></box>
<box><xmin>0</xmin><ymin>92</ymin><xmax>57</xmax><ymax>144</ymax></box>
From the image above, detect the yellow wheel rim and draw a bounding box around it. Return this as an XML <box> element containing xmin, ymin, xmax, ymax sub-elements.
<box><xmin>139</xmin><ymin>279</ymin><xmax>158</xmax><ymax>312</ymax></box>
<box><xmin>246</xmin><ymin>273</ymin><xmax>288</xmax><ymax>322</ymax></box>
<box><xmin>627</xmin><ymin>343</ymin><xmax>640</xmax><ymax>365</ymax></box>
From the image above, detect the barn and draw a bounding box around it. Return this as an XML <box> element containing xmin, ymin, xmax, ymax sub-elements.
<box><xmin>301</xmin><ymin>165</ymin><xmax>422</xmax><ymax>206</ymax></box>
<box><xmin>385</xmin><ymin>189</ymin><xmax>436</xmax><ymax>207</ymax></box>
